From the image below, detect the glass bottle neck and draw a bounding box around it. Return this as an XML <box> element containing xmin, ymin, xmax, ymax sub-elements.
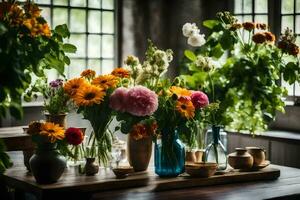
<box><xmin>212</xmin><ymin>125</ymin><xmax>221</xmax><ymax>144</ymax></box>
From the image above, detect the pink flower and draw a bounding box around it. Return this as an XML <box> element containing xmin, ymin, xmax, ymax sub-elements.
<box><xmin>126</xmin><ymin>86</ymin><xmax>158</xmax><ymax>116</ymax></box>
<box><xmin>191</xmin><ymin>91</ymin><xmax>209</xmax><ymax>109</ymax></box>
<box><xmin>109</xmin><ymin>87</ymin><xmax>129</xmax><ymax>112</ymax></box>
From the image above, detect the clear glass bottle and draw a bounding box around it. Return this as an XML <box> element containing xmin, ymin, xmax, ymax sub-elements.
<box><xmin>205</xmin><ymin>125</ymin><xmax>227</xmax><ymax>170</ymax></box>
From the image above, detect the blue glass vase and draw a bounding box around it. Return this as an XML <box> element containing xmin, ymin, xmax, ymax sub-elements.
<box><xmin>205</xmin><ymin>125</ymin><xmax>227</xmax><ymax>170</ymax></box>
<box><xmin>154</xmin><ymin>128</ymin><xmax>185</xmax><ymax>177</ymax></box>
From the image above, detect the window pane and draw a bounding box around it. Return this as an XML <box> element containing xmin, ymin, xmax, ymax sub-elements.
<box><xmin>296</xmin><ymin>36</ymin><xmax>300</xmax><ymax>46</ymax></box>
<box><xmin>88</xmin><ymin>59</ymin><xmax>101</xmax><ymax>75</ymax></box>
<box><xmin>281</xmin><ymin>16</ymin><xmax>294</xmax><ymax>32</ymax></box>
<box><xmin>101</xmin><ymin>60</ymin><xmax>114</xmax><ymax>74</ymax></box>
<box><xmin>255</xmin><ymin>15</ymin><xmax>268</xmax><ymax>24</ymax></box>
<box><xmin>88</xmin><ymin>11</ymin><xmax>101</xmax><ymax>33</ymax></box>
<box><xmin>236</xmin><ymin>15</ymin><xmax>243</xmax><ymax>23</ymax></box>
<box><xmin>255</xmin><ymin>0</ymin><xmax>268</xmax><ymax>13</ymax></box>
<box><xmin>102</xmin><ymin>11</ymin><xmax>114</xmax><ymax>33</ymax></box>
<box><xmin>53</xmin><ymin>0</ymin><xmax>68</xmax><ymax>6</ymax></box>
<box><xmin>243</xmin><ymin>0</ymin><xmax>252</xmax><ymax>13</ymax></box>
<box><xmin>88</xmin><ymin>35</ymin><xmax>101</xmax><ymax>58</ymax></box>
<box><xmin>102</xmin><ymin>0</ymin><xmax>114</xmax><ymax>9</ymax></box>
<box><xmin>70</xmin><ymin>9</ymin><xmax>86</xmax><ymax>32</ymax></box>
<box><xmin>234</xmin><ymin>0</ymin><xmax>243</xmax><ymax>14</ymax></box>
<box><xmin>102</xmin><ymin>35</ymin><xmax>114</xmax><ymax>58</ymax></box>
<box><xmin>296</xmin><ymin>16</ymin><xmax>300</xmax><ymax>34</ymax></box>
<box><xmin>40</xmin><ymin>7</ymin><xmax>51</xmax><ymax>26</ymax></box>
<box><xmin>35</xmin><ymin>0</ymin><xmax>51</xmax><ymax>4</ymax></box>
<box><xmin>45</xmin><ymin>69</ymin><xmax>58</xmax><ymax>82</ymax></box>
<box><xmin>68</xmin><ymin>59</ymin><xmax>86</xmax><ymax>78</ymax></box>
<box><xmin>243</xmin><ymin>15</ymin><xmax>253</xmax><ymax>22</ymax></box>
<box><xmin>69</xmin><ymin>34</ymin><xmax>86</xmax><ymax>57</ymax></box>
<box><xmin>297</xmin><ymin>0</ymin><xmax>300</xmax><ymax>12</ymax></box>
<box><xmin>282</xmin><ymin>0</ymin><xmax>294</xmax><ymax>14</ymax></box>
<box><xmin>70</xmin><ymin>0</ymin><xmax>86</xmax><ymax>7</ymax></box>
<box><xmin>53</xmin><ymin>8</ymin><xmax>68</xmax><ymax>28</ymax></box>
<box><xmin>89</xmin><ymin>0</ymin><xmax>101</xmax><ymax>8</ymax></box>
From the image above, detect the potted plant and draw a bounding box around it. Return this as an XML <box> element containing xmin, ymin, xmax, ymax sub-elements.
<box><xmin>0</xmin><ymin>1</ymin><xmax>75</xmax><ymax>173</ymax></box>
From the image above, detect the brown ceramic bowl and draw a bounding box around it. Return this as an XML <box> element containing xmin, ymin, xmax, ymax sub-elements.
<box><xmin>246</xmin><ymin>147</ymin><xmax>266</xmax><ymax>167</ymax></box>
<box><xmin>112</xmin><ymin>166</ymin><xmax>134</xmax><ymax>178</ymax></box>
<box><xmin>185</xmin><ymin>162</ymin><xmax>217</xmax><ymax>178</ymax></box>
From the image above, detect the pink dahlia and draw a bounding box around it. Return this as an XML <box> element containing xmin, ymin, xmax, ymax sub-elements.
<box><xmin>191</xmin><ymin>91</ymin><xmax>209</xmax><ymax>109</ymax></box>
<box><xmin>126</xmin><ymin>86</ymin><xmax>158</xmax><ymax>116</ymax></box>
<box><xmin>109</xmin><ymin>87</ymin><xmax>129</xmax><ymax>112</ymax></box>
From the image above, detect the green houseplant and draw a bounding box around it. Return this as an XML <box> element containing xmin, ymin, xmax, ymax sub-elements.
<box><xmin>0</xmin><ymin>1</ymin><xmax>76</xmax><ymax>173</ymax></box>
<box><xmin>180</xmin><ymin>11</ymin><xmax>300</xmax><ymax>133</ymax></box>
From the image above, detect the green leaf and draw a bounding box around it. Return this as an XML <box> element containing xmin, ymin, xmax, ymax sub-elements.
<box><xmin>63</xmin><ymin>43</ymin><xmax>77</xmax><ymax>53</ymax></box>
<box><xmin>203</xmin><ymin>20</ymin><xmax>220</xmax><ymax>29</ymax></box>
<box><xmin>9</xmin><ymin>102</ymin><xmax>23</xmax><ymax>120</ymax></box>
<box><xmin>64</xmin><ymin>56</ymin><xmax>70</xmax><ymax>65</ymax></box>
<box><xmin>54</xmin><ymin>24</ymin><xmax>70</xmax><ymax>38</ymax></box>
<box><xmin>184</xmin><ymin>50</ymin><xmax>197</xmax><ymax>61</ymax></box>
<box><xmin>0</xmin><ymin>23</ymin><xmax>7</xmax><ymax>35</ymax></box>
<box><xmin>211</xmin><ymin>43</ymin><xmax>224</xmax><ymax>58</ymax></box>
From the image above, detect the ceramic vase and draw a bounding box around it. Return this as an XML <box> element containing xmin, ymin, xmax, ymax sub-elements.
<box><xmin>84</xmin><ymin>158</ymin><xmax>99</xmax><ymax>176</ymax></box>
<box><xmin>45</xmin><ymin>113</ymin><xmax>67</xmax><ymax>128</ymax></box>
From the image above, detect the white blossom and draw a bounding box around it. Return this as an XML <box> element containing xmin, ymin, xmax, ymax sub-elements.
<box><xmin>187</xmin><ymin>34</ymin><xmax>206</xmax><ymax>47</ymax></box>
<box><xmin>182</xmin><ymin>23</ymin><xmax>200</xmax><ymax>37</ymax></box>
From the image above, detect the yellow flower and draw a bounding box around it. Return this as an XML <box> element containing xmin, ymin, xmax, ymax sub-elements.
<box><xmin>111</xmin><ymin>68</ymin><xmax>130</xmax><ymax>78</ymax></box>
<box><xmin>64</xmin><ymin>78</ymin><xmax>88</xmax><ymax>97</ymax></box>
<box><xmin>92</xmin><ymin>74</ymin><xmax>119</xmax><ymax>90</ymax></box>
<box><xmin>24</xmin><ymin>3</ymin><xmax>41</xmax><ymax>18</ymax></box>
<box><xmin>40</xmin><ymin>122</ymin><xmax>65</xmax><ymax>143</ymax></box>
<box><xmin>169</xmin><ymin>86</ymin><xmax>192</xmax><ymax>98</ymax></box>
<box><xmin>73</xmin><ymin>85</ymin><xmax>105</xmax><ymax>106</ymax></box>
<box><xmin>81</xmin><ymin>69</ymin><xmax>96</xmax><ymax>79</ymax></box>
<box><xmin>176</xmin><ymin>97</ymin><xmax>195</xmax><ymax>119</ymax></box>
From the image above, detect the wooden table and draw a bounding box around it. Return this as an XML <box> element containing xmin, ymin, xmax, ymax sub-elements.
<box><xmin>1</xmin><ymin>164</ymin><xmax>299</xmax><ymax>200</ymax></box>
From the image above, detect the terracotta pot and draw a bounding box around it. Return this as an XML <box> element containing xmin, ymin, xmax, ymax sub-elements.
<box><xmin>195</xmin><ymin>150</ymin><xmax>205</xmax><ymax>163</ymax></box>
<box><xmin>185</xmin><ymin>162</ymin><xmax>217</xmax><ymax>178</ymax></box>
<box><xmin>45</xmin><ymin>113</ymin><xmax>67</xmax><ymax>128</ymax></box>
<box><xmin>127</xmin><ymin>134</ymin><xmax>152</xmax><ymax>172</ymax></box>
<box><xmin>185</xmin><ymin>151</ymin><xmax>196</xmax><ymax>164</ymax></box>
<box><xmin>228</xmin><ymin>148</ymin><xmax>253</xmax><ymax>169</ymax></box>
<box><xmin>246</xmin><ymin>147</ymin><xmax>266</xmax><ymax>167</ymax></box>
<box><xmin>84</xmin><ymin>158</ymin><xmax>99</xmax><ymax>176</ymax></box>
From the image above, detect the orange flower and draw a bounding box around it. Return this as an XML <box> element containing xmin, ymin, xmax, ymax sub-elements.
<box><xmin>111</xmin><ymin>68</ymin><xmax>130</xmax><ymax>78</ymax></box>
<box><xmin>230</xmin><ymin>23</ymin><xmax>242</xmax><ymax>30</ymax></box>
<box><xmin>7</xmin><ymin>4</ymin><xmax>24</xmax><ymax>26</ymax></box>
<box><xmin>256</xmin><ymin>23</ymin><xmax>267</xmax><ymax>30</ymax></box>
<box><xmin>169</xmin><ymin>86</ymin><xmax>192</xmax><ymax>98</ymax></box>
<box><xmin>73</xmin><ymin>85</ymin><xmax>105</xmax><ymax>106</ymax></box>
<box><xmin>176</xmin><ymin>97</ymin><xmax>195</xmax><ymax>119</ymax></box>
<box><xmin>40</xmin><ymin>122</ymin><xmax>65</xmax><ymax>143</ymax></box>
<box><xmin>243</xmin><ymin>22</ymin><xmax>256</xmax><ymax>31</ymax></box>
<box><xmin>64</xmin><ymin>78</ymin><xmax>88</xmax><ymax>97</ymax></box>
<box><xmin>264</xmin><ymin>32</ymin><xmax>276</xmax><ymax>42</ymax></box>
<box><xmin>252</xmin><ymin>32</ymin><xmax>267</xmax><ymax>44</ymax></box>
<box><xmin>24</xmin><ymin>3</ymin><xmax>41</xmax><ymax>18</ymax></box>
<box><xmin>288</xmin><ymin>43</ymin><xmax>300</xmax><ymax>56</ymax></box>
<box><xmin>130</xmin><ymin>123</ymin><xmax>148</xmax><ymax>140</ymax></box>
<box><xmin>92</xmin><ymin>74</ymin><xmax>119</xmax><ymax>90</ymax></box>
<box><xmin>81</xmin><ymin>69</ymin><xmax>96</xmax><ymax>79</ymax></box>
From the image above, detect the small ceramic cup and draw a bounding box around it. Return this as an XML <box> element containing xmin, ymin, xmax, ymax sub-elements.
<box><xmin>246</xmin><ymin>147</ymin><xmax>266</xmax><ymax>167</ymax></box>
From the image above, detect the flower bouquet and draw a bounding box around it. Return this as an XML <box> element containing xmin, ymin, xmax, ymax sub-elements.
<box><xmin>180</xmin><ymin>11</ymin><xmax>300</xmax><ymax>133</ymax></box>
<box><xmin>64</xmin><ymin>69</ymin><xmax>128</xmax><ymax>166</ymax></box>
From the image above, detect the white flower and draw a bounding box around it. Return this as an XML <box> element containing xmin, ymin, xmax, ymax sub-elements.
<box><xmin>195</xmin><ymin>55</ymin><xmax>207</xmax><ymax>67</ymax></box>
<box><xmin>187</xmin><ymin>34</ymin><xmax>206</xmax><ymax>47</ymax></box>
<box><xmin>182</xmin><ymin>23</ymin><xmax>200</xmax><ymax>37</ymax></box>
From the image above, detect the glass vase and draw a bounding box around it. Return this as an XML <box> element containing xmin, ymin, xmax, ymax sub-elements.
<box><xmin>154</xmin><ymin>128</ymin><xmax>185</xmax><ymax>177</ymax></box>
<box><xmin>205</xmin><ymin>125</ymin><xmax>227</xmax><ymax>170</ymax></box>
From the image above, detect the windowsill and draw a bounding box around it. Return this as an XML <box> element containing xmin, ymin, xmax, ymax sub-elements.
<box><xmin>227</xmin><ymin>130</ymin><xmax>300</xmax><ymax>142</ymax></box>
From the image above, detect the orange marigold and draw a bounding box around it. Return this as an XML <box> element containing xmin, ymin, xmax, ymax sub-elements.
<box><xmin>64</xmin><ymin>78</ymin><xmax>88</xmax><ymax>97</ymax></box>
<box><xmin>73</xmin><ymin>84</ymin><xmax>105</xmax><ymax>106</ymax></box>
<box><xmin>92</xmin><ymin>74</ymin><xmax>119</xmax><ymax>90</ymax></box>
<box><xmin>111</xmin><ymin>68</ymin><xmax>130</xmax><ymax>78</ymax></box>
<box><xmin>264</xmin><ymin>32</ymin><xmax>276</xmax><ymax>42</ymax></box>
<box><xmin>40</xmin><ymin>122</ymin><xmax>65</xmax><ymax>143</ymax></box>
<box><xmin>252</xmin><ymin>32</ymin><xmax>267</xmax><ymax>44</ymax></box>
<box><xmin>24</xmin><ymin>3</ymin><xmax>41</xmax><ymax>18</ymax></box>
<box><xmin>243</xmin><ymin>22</ymin><xmax>256</xmax><ymax>31</ymax></box>
<box><xmin>81</xmin><ymin>69</ymin><xmax>96</xmax><ymax>79</ymax></box>
<box><xmin>176</xmin><ymin>97</ymin><xmax>195</xmax><ymax>119</ymax></box>
<box><xmin>169</xmin><ymin>86</ymin><xmax>192</xmax><ymax>98</ymax></box>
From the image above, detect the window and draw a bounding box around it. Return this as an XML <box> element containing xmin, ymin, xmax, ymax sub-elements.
<box><xmin>32</xmin><ymin>0</ymin><xmax>117</xmax><ymax>79</ymax></box>
<box><xmin>234</xmin><ymin>0</ymin><xmax>300</xmax><ymax>102</ymax></box>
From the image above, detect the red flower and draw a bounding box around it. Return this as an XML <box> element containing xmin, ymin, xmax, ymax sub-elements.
<box><xmin>65</xmin><ymin>127</ymin><xmax>84</xmax><ymax>145</ymax></box>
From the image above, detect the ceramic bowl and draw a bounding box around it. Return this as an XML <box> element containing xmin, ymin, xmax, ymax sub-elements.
<box><xmin>112</xmin><ymin>166</ymin><xmax>134</xmax><ymax>178</ymax></box>
<box><xmin>185</xmin><ymin>162</ymin><xmax>217</xmax><ymax>178</ymax></box>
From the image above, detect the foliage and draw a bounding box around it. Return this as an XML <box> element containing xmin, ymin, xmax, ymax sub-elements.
<box><xmin>0</xmin><ymin>1</ymin><xmax>75</xmax><ymax>173</ymax></box>
<box><xmin>0</xmin><ymin>139</ymin><xmax>13</xmax><ymax>173</ymax></box>
<box><xmin>180</xmin><ymin>11</ymin><xmax>300</xmax><ymax>133</ymax></box>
